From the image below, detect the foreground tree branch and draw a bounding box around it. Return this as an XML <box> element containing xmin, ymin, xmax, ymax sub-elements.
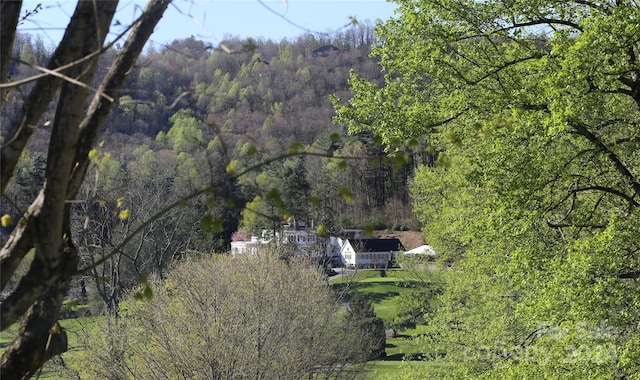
<box><xmin>0</xmin><ymin>1</ymin><xmax>115</xmax><ymax>194</ymax></box>
<box><xmin>0</xmin><ymin>0</ymin><xmax>22</xmax><ymax>95</ymax></box>
<box><xmin>1</xmin><ymin>0</ymin><xmax>118</xmax><ymax>331</ymax></box>
<box><xmin>571</xmin><ymin>121</ymin><xmax>640</xmax><ymax>205</ymax></box>
<box><xmin>0</xmin><ymin>1</ymin><xmax>171</xmax><ymax>377</ymax></box>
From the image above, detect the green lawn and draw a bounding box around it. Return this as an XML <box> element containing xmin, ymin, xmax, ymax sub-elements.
<box><xmin>0</xmin><ymin>325</ymin><xmax>17</xmax><ymax>351</ymax></box>
<box><xmin>1</xmin><ymin>316</ymin><xmax>101</xmax><ymax>379</ymax></box>
<box><xmin>331</xmin><ymin>269</ymin><xmax>443</xmax><ymax>379</ymax></box>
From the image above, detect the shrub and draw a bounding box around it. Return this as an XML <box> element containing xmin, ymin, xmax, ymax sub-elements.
<box><xmin>73</xmin><ymin>250</ymin><xmax>368</xmax><ymax>379</ymax></box>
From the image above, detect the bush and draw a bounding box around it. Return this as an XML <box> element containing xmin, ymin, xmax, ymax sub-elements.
<box><xmin>73</xmin><ymin>250</ymin><xmax>368</xmax><ymax>379</ymax></box>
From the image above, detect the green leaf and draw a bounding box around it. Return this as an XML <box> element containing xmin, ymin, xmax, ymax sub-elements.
<box><xmin>211</xmin><ymin>217</ymin><xmax>224</xmax><ymax>233</ymax></box>
<box><xmin>118</xmin><ymin>209</ymin><xmax>130</xmax><ymax>220</ymax></box>
<box><xmin>435</xmin><ymin>152</ymin><xmax>450</xmax><ymax>168</ymax></box>
<box><xmin>88</xmin><ymin>149</ymin><xmax>99</xmax><ymax>159</ymax></box>
<box><xmin>287</xmin><ymin>141</ymin><xmax>304</xmax><ymax>154</ymax></box>
<box><xmin>226</xmin><ymin>159</ymin><xmax>239</xmax><ymax>174</ymax></box>
<box><xmin>363</xmin><ymin>223</ymin><xmax>374</xmax><ymax>236</ymax></box>
<box><xmin>142</xmin><ymin>285</ymin><xmax>153</xmax><ymax>300</ymax></box>
<box><xmin>201</xmin><ymin>214</ymin><xmax>214</xmax><ymax>232</ymax></box>
<box><xmin>1</xmin><ymin>214</ymin><xmax>13</xmax><ymax>227</ymax></box>
<box><xmin>392</xmin><ymin>154</ymin><xmax>410</xmax><ymax>170</ymax></box>
<box><xmin>338</xmin><ymin>187</ymin><xmax>353</xmax><ymax>203</ymax></box>
<box><xmin>407</xmin><ymin>138</ymin><xmax>419</xmax><ymax>150</ymax></box>
<box><xmin>445</xmin><ymin>131</ymin><xmax>462</xmax><ymax>147</ymax></box>
<box><xmin>265</xmin><ymin>188</ymin><xmax>283</xmax><ymax>207</ymax></box>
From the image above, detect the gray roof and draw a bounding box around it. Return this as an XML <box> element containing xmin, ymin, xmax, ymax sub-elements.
<box><xmin>348</xmin><ymin>238</ymin><xmax>404</xmax><ymax>252</ymax></box>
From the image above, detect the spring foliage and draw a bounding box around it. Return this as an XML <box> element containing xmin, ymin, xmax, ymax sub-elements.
<box><xmin>334</xmin><ymin>0</ymin><xmax>640</xmax><ymax>378</ymax></box>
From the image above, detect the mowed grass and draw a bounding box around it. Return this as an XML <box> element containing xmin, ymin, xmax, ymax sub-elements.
<box><xmin>1</xmin><ymin>316</ymin><xmax>101</xmax><ymax>379</ymax></box>
<box><xmin>331</xmin><ymin>269</ymin><xmax>441</xmax><ymax>379</ymax></box>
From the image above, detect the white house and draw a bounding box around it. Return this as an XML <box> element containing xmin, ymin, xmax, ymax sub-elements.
<box><xmin>230</xmin><ymin>235</ymin><xmax>265</xmax><ymax>257</ymax></box>
<box><xmin>230</xmin><ymin>220</ymin><xmax>326</xmax><ymax>258</ymax></box>
<box><xmin>231</xmin><ymin>225</ymin><xmax>404</xmax><ymax>269</ymax></box>
<box><xmin>336</xmin><ymin>238</ymin><xmax>404</xmax><ymax>269</ymax></box>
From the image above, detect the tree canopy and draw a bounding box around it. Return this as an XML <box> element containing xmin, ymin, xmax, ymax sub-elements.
<box><xmin>334</xmin><ymin>0</ymin><xmax>640</xmax><ymax>377</ymax></box>
<box><xmin>71</xmin><ymin>252</ymin><xmax>368</xmax><ymax>379</ymax></box>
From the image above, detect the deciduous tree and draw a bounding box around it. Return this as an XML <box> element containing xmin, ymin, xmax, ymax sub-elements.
<box><xmin>0</xmin><ymin>1</ymin><xmax>170</xmax><ymax>377</ymax></box>
<box><xmin>72</xmin><ymin>251</ymin><xmax>367</xmax><ymax>379</ymax></box>
<box><xmin>334</xmin><ymin>0</ymin><xmax>640</xmax><ymax>377</ymax></box>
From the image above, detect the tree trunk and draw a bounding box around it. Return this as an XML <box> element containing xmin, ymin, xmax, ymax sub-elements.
<box><xmin>0</xmin><ymin>1</ymin><xmax>171</xmax><ymax>377</ymax></box>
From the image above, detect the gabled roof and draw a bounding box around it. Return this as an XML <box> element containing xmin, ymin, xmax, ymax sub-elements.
<box><xmin>347</xmin><ymin>238</ymin><xmax>404</xmax><ymax>252</ymax></box>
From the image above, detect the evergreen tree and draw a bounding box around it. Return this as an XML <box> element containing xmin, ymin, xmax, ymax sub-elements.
<box><xmin>347</xmin><ymin>292</ymin><xmax>386</xmax><ymax>361</ymax></box>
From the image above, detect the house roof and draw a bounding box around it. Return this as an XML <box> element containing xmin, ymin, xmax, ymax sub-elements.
<box><xmin>312</xmin><ymin>45</ymin><xmax>341</xmax><ymax>57</ymax></box>
<box><xmin>337</xmin><ymin>229</ymin><xmax>374</xmax><ymax>240</ymax></box>
<box><xmin>348</xmin><ymin>238</ymin><xmax>404</xmax><ymax>252</ymax></box>
<box><xmin>404</xmin><ymin>245</ymin><xmax>436</xmax><ymax>256</ymax></box>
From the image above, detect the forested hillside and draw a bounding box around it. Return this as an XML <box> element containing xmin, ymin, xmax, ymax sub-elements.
<box><xmin>4</xmin><ymin>24</ymin><xmax>420</xmax><ymax>233</ymax></box>
<box><xmin>2</xmin><ymin>25</ymin><xmax>422</xmax><ymax>313</ymax></box>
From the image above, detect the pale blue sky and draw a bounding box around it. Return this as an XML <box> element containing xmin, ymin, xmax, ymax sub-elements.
<box><xmin>18</xmin><ymin>0</ymin><xmax>398</xmax><ymax>48</ymax></box>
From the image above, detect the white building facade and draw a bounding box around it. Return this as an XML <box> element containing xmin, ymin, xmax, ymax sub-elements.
<box><xmin>336</xmin><ymin>238</ymin><xmax>404</xmax><ymax>269</ymax></box>
<box><xmin>231</xmin><ymin>221</ymin><xmax>326</xmax><ymax>258</ymax></box>
<box><xmin>231</xmin><ymin>225</ymin><xmax>404</xmax><ymax>269</ymax></box>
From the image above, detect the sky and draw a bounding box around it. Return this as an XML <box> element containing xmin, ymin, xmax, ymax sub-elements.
<box><xmin>18</xmin><ymin>0</ymin><xmax>398</xmax><ymax>49</ymax></box>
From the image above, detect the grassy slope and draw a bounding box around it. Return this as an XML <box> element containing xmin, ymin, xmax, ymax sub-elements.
<box><xmin>1</xmin><ymin>317</ymin><xmax>101</xmax><ymax>379</ymax></box>
<box><xmin>330</xmin><ymin>269</ymin><xmax>437</xmax><ymax>379</ymax></box>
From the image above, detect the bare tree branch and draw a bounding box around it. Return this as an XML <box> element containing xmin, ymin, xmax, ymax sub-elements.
<box><xmin>1</xmin><ymin>0</ymin><xmax>119</xmax><ymax>332</ymax></box>
<box><xmin>1</xmin><ymin>1</ymin><xmax>172</xmax><ymax>377</ymax></box>
<box><xmin>1</xmin><ymin>1</ymin><xmax>111</xmax><ymax>194</ymax></box>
